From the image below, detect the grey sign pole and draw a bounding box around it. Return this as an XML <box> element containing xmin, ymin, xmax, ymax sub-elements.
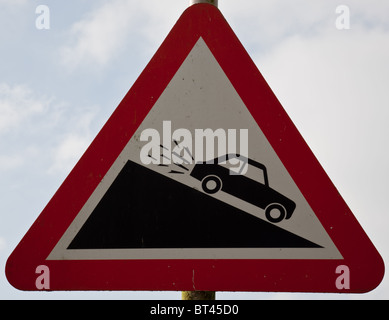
<box><xmin>189</xmin><ymin>0</ymin><xmax>218</xmax><ymax>7</ymax></box>
<box><xmin>181</xmin><ymin>0</ymin><xmax>218</xmax><ymax>302</ymax></box>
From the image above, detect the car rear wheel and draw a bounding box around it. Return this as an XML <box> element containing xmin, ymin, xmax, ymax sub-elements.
<box><xmin>265</xmin><ymin>204</ymin><xmax>286</xmax><ymax>223</ymax></box>
<box><xmin>202</xmin><ymin>175</ymin><xmax>222</xmax><ymax>194</ymax></box>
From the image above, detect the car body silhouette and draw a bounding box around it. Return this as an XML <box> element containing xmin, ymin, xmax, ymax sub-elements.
<box><xmin>190</xmin><ymin>154</ymin><xmax>296</xmax><ymax>223</ymax></box>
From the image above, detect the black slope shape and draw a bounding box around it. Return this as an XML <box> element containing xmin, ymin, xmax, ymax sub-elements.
<box><xmin>68</xmin><ymin>161</ymin><xmax>321</xmax><ymax>250</ymax></box>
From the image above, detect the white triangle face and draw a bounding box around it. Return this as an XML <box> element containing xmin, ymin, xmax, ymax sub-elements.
<box><xmin>48</xmin><ymin>38</ymin><xmax>342</xmax><ymax>260</ymax></box>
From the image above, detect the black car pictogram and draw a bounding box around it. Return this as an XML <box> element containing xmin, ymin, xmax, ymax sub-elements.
<box><xmin>190</xmin><ymin>154</ymin><xmax>296</xmax><ymax>223</ymax></box>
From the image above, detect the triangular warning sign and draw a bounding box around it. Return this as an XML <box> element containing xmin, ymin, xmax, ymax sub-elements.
<box><xmin>6</xmin><ymin>4</ymin><xmax>384</xmax><ymax>293</ymax></box>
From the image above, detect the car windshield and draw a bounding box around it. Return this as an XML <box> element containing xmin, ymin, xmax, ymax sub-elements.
<box><xmin>217</xmin><ymin>155</ymin><xmax>248</xmax><ymax>175</ymax></box>
<box><xmin>218</xmin><ymin>156</ymin><xmax>267</xmax><ymax>185</ymax></box>
<box><xmin>246</xmin><ymin>164</ymin><xmax>267</xmax><ymax>185</ymax></box>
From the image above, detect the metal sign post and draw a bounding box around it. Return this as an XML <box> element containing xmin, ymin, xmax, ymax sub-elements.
<box><xmin>182</xmin><ymin>291</ymin><xmax>216</xmax><ymax>301</ymax></box>
<box><xmin>181</xmin><ymin>0</ymin><xmax>219</xmax><ymax>302</ymax></box>
<box><xmin>190</xmin><ymin>0</ymin><xmax>218</xmax><ymax>7</ymax></box>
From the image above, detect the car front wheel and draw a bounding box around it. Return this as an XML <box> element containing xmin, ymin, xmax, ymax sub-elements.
<box><xmin>265</xmin><ymin>204</ymin><xmax>286</xmax><ymax>223</ymax></box>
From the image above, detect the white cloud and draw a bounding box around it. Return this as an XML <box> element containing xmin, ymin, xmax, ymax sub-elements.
<box><xmin>60</xmin><ymin>0</ymin><xmax>138</xmax><ymax>70</ymax></box>
<box><xmin>0</xmin><ymin>83</ymin><xmax>58</xmax><ymax>174</ymax></box>
<box><xmin>0</xmin><ymin>83</ymin><xmax>51</xmax><ymax>134</ymax></box>
<box><xmin>0</xmin><ymin>155</ymin><xmax>24</xmax><ymax>172</ymax></box>
<box><xmin>59</xmin><ymin>0</ymin><xmax>187</xmax><ymax>71</ymax></box>
<box><xmin>256</xmin><ymin>26</ymin><xmax>389</xmax><ymax>165</ymax></box>
<box><xmin>0</xmin><ymin>0</ymin><xmax>27</xmax><ymax>6</ymax></box>
<box><xmin>134</xmin><ymin>1</ymin><xmax>187</xmax><ymax>51</ymax></box>
<box><xmin>48</xmin><ymin>133</ymin><xmax>91</xmax><ymax>174</ymax></box>
<box><xmin>0</xmin><ymin>236</ymin><xmax>6</xmax><ymax>253</ymax></box>
<box><xmin>48</xmin><ymin>111</ymin><xmax>97</xmax><ymax>174</ymax></box>
<box><xmin>223</xmin><ymin>0</ymin><xmax>389</xmax><ymax>54</ymax></box>
<box><xmin>0</xmin><ymin>82</ymin><xmax>97</xmax><ymax>176</ymax></box>
<box><xmin>58</xmin><ymin>0</ymin><xmax>389</xmax><ymax>73</ymax></box>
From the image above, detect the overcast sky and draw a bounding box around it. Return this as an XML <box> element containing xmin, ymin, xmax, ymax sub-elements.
<box><xmin>1</xmin><ymin>0</ymin><xmax>388</xmax><ymax>300</ymax></box>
